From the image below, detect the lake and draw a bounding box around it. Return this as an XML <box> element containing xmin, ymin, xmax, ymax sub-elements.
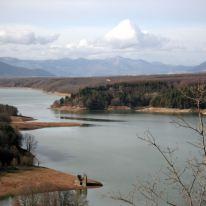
<box><xmin>0</xmin><ymin>88</ymin><xmax>199</xmax><ymax>206</ymax></box>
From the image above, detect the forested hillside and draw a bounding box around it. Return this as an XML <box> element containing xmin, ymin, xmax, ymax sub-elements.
<box><xmin>1</xmin><ymin>72</ymin><xmax>206</xmax><ymax>93</ymax></box>
<box><xmin>0</xmin><ymin>104</ymin><xmax>35</xmax><ymax>169</ymax></box>
<box><xmin>53</xmin><ymin>81</ymin><xmax>206</xmax><ymax>110</ymax></box>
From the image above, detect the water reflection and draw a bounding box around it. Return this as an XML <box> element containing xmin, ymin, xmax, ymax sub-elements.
<box><xmin>0</xmin><ymin>88</ymin><xmax>200</xmax><ymax>206</ymax></box>
<box><xmin>13</xmin><ymin>190</ymin><xmax>88</xmax><ymax>206</ymax></box>
<box><xmin>60</xmin><ymin>116</ymin><xmax>126</xmax><ymax>122</ymax></box>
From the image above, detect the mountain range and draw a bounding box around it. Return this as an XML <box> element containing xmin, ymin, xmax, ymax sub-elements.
<box><xmin>0</xmin><ymin>61</ymin><xmax>53</xmax><ymax>77</ymax></box>
<box><xmin>0</xmin><ymin>56</ymin><xmax>205</xmax><ymax>77</ymax></box>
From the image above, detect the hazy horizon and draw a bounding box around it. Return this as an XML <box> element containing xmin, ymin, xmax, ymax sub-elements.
<box><xmin>0</xmin><ymin>55</ymin><xmax>205</xmax><ymax>67</ymax></box>
<box><xmin>0</xmin><ymin>0</ymin><xmax>206</xmax><ymax>65</ymax></box>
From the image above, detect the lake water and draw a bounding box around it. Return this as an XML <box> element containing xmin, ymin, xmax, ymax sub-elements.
<box><xmin>0</xmin><ymin>88</ymin><xmax>199</xmax><ymax>206</ymax></box>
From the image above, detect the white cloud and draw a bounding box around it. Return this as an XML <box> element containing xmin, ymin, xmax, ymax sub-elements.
<box><xmin>0</xmin><ymin>20</ymin><xmax>205</xmax><ymax>65</ymax></box>
<box><xmin>105</xmin><ymin>19</ymin><xmax>137</xmax><ymax>47</ymax></box>
<box><xmin>0</xmin><ymin>20</ymin><xmax>172</xmax><ymax>60</ymax></box>
<box><xmin>61</xmin><ymin>19</ymin><xmax>168</xmax><ymax>56</ymax></box>
<box><xmin>78</xmin><ymin>39</ymin><xmax>90</xmax><ymax>48</ymax></box>
<box><xmin>0</xmin><ymin>27</ymin><xmax>59</xmax><ymax>45</ymax></box>
<box><xmin>66</xmin><ymin>39</ymin><xmax>95</xmax><ymax>49</ymax></box>
<box><xmin>104</xmin><ymin>19</ymin><xmax>167</xmax><ymax>49</ymax></box>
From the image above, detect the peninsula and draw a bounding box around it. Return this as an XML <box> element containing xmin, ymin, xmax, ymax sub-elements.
<box><xmin>0</xmin><ymin>104</ymin><xmax>102</xmax><ymax>200</ymax></box>
<box><xmin>11</xmin><ymin>115</ymin><xmax>82</xmax><ymax>130</ymax></box>
<box><xmin>51</xmin><ymin>80</ymin><xmax>206</xmax><ymax>114</ymax></box>
<box><xmin>0</xmin><ymin>167</ymin><xmax>102</xmax><ymax>199</ymax></box>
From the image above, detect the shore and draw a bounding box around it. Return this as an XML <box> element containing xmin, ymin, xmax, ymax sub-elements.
<box><xmin>51</xmin><ymin>105</ymin><xmax>87</xmax><ymax>113</ymax></box>
<box><xmin>0</xmin><ymin>167</ymin><xmax>103</xmax><ymax>199</ymax></box>
<box><xmin>135</xmin><ymin>107</ymin><xmax>206</xmax><ymax>115</ymax></box>
<box><xmin>51</xmin><ymin>105</ymin><xmax>206</xmax><ymax>115</ymax></box>
<box><xmin>11</xmin><ymin>115</ymin><xmax>82</xmax><ymax>130</ymax></box>
<box><xmin>108</xmin><ymin>105</ymin><xmax>131</xmax><ymax>111</ymax></box>
<box><xmin>2</xmin><ymin>86</ymin><xmax>202</xmax><ymax>115</ymax></box>
<box><xmin>51</xmin><ymin>91</ymin><xmax>71</xmax><ymax>97</ymax></box>
<box><xmin>135</xmin><ymin>107</ymin><xmax>196</xmax><ymax>114</ymax></box>
<box><xmin>0</xmin><ymin>86</ymin><xmax>70</xmax><ymax>98</ymax></box>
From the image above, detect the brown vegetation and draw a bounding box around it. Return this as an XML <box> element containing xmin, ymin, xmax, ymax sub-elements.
<box><xmin>0</xmin><ymin>167</ymin><xmax>102</xmax><ymax>199</ymax></box>
<box><xmin>12</xmin><ymin>121</ymin><xmax>82</xmax><ymax>130</ymax></box>
<box><xmin>1</xmin><ymin>72</ymin><xmax>206</xmax><ymax>94</ymax></box>
<box><xmin>108</xmin><ymin>106</ymin><xmax>131</xmax><ymax>111</ymax></box>
<box><xmin>11</xmin><ymin>115</ymin><xmax>82</xmax><ymax>130</ymax></box>
<box><xmin>135</xmin><ymin>107</ymin><xmax>194</xmax><ymax>114</ymax></box>
<box><xmin>11</xmin><ymin>116</ymin><xmax>35</xmax><ymax>122</ymax></box>
<box><xmin>51</xmin><ymin>105</ymin><xmax>87</xmax><ymax>113</ymax></box>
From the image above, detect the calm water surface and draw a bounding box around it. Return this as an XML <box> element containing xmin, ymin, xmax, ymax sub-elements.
<box><xmin>0</xmin><ymin>88</ymin><xmax>198</xmax><ymax>206</ymax></box>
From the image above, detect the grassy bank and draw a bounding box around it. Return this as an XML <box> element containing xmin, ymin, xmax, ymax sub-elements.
<box><xmin>11</xmin><ymin>115</ymin><xmax>82</xmax><ymax>130</ymax></box>
<box><xmin>0</xmin><ymin>167</ymin><xmax>102</xmax><ymax>199</ymax></box>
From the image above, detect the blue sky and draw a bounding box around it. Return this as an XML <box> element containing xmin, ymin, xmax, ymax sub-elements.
<box><xmin>0</xmin><ymin>0</ymin><xmax>206</xmax><ymax>65</ymax></box>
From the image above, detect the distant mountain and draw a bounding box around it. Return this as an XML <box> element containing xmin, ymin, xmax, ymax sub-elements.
<box><xmin>0</xmin><ymin>61</ymin><xmax>54</xmax><ymax>77</ymax></box>
<box><xmin>0</xmin><ymin>56</ymin><xmax>205</xmax><ymax>77</ymax></box>
<box><xmin>190</xmin><ymin>62</ymin><xmax>206</xmax><ymax>73</ymax></box>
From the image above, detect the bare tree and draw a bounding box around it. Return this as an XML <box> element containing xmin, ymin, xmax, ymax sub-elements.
<box><xmin>13</xmin><ymin>184</ymin><xmax>88</xmax><ymax>206</ymax></box>
<box><xmin>23</xmin><ymin>133</ymin><xmax>38</xmax><ymax>154</ymax></box>
<box><xmin>111</xmin><ymin>84</ymin><xmax>206</xmax><ymax>206</ymax></box>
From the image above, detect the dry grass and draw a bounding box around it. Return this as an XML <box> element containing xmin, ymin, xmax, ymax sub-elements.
<box><xmin>135</xmin><ymin>107</ymin><xmax>206</xmax><ymax>115</ymax></box>
<box><xmin>12</xmin><ymin>122</ymin><xmax>82</xmax><ymax>130</ymax></box>
<box><xmin>11</xmin><ymin>116</ymin><xmax>35</xmax><ymax>122</ymax></box>
<box><xmin>0</xmin><ymin>167</ymin><xmax>102</xmax><ymax>199</ymax></box>
<box><xmin>11</xmin><ymin>115</ymin><xmax>82</xmax><ymax>130</ymax></box>
<box><xmin>1</xmin><ymin>73</ymin><xmax>206</xmax><ymax>93</ymax></box>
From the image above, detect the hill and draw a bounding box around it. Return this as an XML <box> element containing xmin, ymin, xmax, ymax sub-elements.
<box><xmin>191</xmin><ymin>62</ymin><xmax>206</xmax><ymax>73</ymax></box>
<box><xmin>0</xmin><ymin>61</ymin><xmax>54</xmax><ymax>77</ymax></box>
<box><xmin>53</xmin><ymin>79</ymin><xmax>206</xmax><ymax>111</ymax></box>
<box><xmin>1</xmin><ymin>56</ymin><xmax>204</xmax><ymax>77</ymax></box>
<box><xmin>0</xmin><ymin>73</ymin><xmax>206</xmax><ymax>94</ymax></box>
<box><xmin>0</xmin><ymin>104</ymin><xmax>35</xmax><ymax>168</ymax></box>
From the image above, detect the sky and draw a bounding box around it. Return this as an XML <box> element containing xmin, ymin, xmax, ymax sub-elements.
<box><xmin>0</xmin><ymin>0</ymin><xmax>206</xmax><ymax>65</ymax></box>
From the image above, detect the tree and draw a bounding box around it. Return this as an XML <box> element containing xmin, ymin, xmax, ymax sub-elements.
<box><xmin>111</xmin><ymin>84</ymin><xmax>206</xmax><ymax>206</ymax></box>
<box><xmin>13</xmin><ymin>185</ymin><xmax>88</xmax><ymax>206</ymax></box>
<box><xmin>0</xmin><ymin>104</ymin><xmax>18</xmax><ymax>116</ymax></box>
<box><xmin>23</xmin><ymin>133</ymin><xmax>38</xmax><ymax>153</ymax></box>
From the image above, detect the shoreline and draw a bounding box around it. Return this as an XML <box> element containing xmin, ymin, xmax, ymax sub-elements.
<box><xmin>11</xmin><ymin>115</ymin><xmax>82</xmax><ymax>130</ymax></box>
<box><xmin>2</xmin><ymin>86</ymin><xmax>203</xmax><ymax>115</ymax></box>
<box><xmin>0</xmin><ymin>86</ymin><xmax>70</xmax><ymax>97</ymax></box>
<box><xmin>49</xmin><ymin>91</ymin><xmax>71</xmax><ymax>97</ymax></box>
<box><xmin>135</xmin><ymin>107</ymin><xmax>206</xmax><ymax>115</ymax></box>
<box><xmin>51</xmin><ymin>105</ymin><xmax>87</xmax><ymax>113</ymax></box>
<box><xmin>135</xmin><ymin>107</ymin><xmax>198</xmax><ymax>114</ymax></box>
<box><xmin>0</xmin><ymin>167</ymin><xmax>103</xmax><ymax>199</ymax></box>
<box><xmin>51</xmin><ymin>106</ymin><xmax>206</xmax><ymax>115</ymax></box>
<box><xmin>0</xmin><ymin>88</ymin><xmax>102</xmax><ymax>201</ymax></box>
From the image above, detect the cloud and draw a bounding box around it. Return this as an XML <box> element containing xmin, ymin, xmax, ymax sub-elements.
<box><xmin>104</xmin><ymin>19</ymin><xmax>167</xmax><ymax>49</ymax></box>
<box><xmin>104</xmin><ymin>19</ymin><xmax>138</xmax><ymax>48</ymax></box>
<box><xmin>66</xmin><ymin>39</ymin><xmax>95</xmax><ymax>49</ymax></box>
<box><xmin>0</xmin><ymin>28</ymin><xmax>59</xmax><ymax>45</ymax></box>
<box><xmin>40</xmin><ymin>19</ymin><xmax>172</xmax><ymax>60</ymax></box>
<box><xmin>2</xmin><ymin>20</ymin><xmax>205</xmax><ymax>65</ymax></box>
<box><xmin>61</xmin><ymin>19</ymin><xmax>167</xmax><ymax>54</ymax></box>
